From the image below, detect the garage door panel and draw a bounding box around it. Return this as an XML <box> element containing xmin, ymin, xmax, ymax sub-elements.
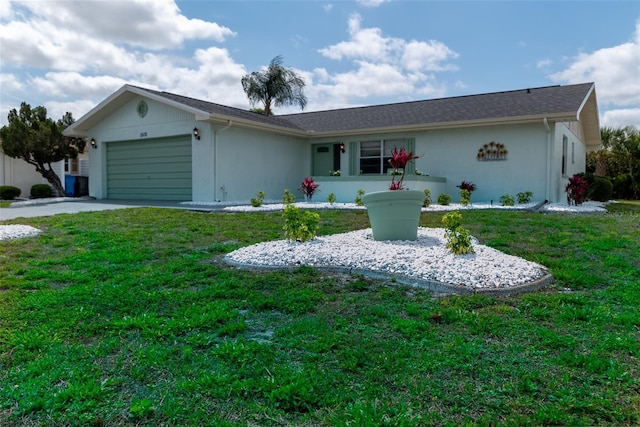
<box><xmin>106</xmin><ymin>136</ymin><xmax>192</xmax><ymax>201</ymax></box>
<box><xmin>107</xmin><ymin>162</ymin><xmax>191</xmax><ymax>175</ymax></box>
<box><xmin>108</xmin><ymin>178</ymin><xmax>192</xmax><ymax>189</ymax></box>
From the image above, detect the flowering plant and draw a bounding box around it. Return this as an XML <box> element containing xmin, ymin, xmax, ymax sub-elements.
<box><xmin>388</xmin><ymin>146</ymin><xmax>420</xmax><ymax>190</ymax></box>
<box><xmin>565</xmin><ymin>174</ymin><xmax>588</xmax><ymax>205</ymax></box>
<box><xmin>299</xmin><ymin>177</ymin><xmax>319</xmax><ymax>201</ymax></box>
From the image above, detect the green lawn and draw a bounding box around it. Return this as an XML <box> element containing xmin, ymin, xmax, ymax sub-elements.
<box><xmin>1</xmin><ymin>204</ymin><xmax>638</xmax><ymax>426</ymax></box>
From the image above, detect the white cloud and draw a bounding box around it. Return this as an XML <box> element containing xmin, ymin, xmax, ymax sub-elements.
<box><xmin>357</xmin><ymin>0</ymin><xmax>390</xmax><ymax>7</ymax></box>
<box><xmin>310</xmin><ymin>13</ymin><xmax>457</xmax><ymax>110</ymax></box>
<box><xmin>549</xmin><ymin>21</ymin><xmax>640</xmax><ymax>108</ymax></box>
<box><xmin>601</xmin><ymin>108</ymin><xmax>640</xmax><ymax>129</ymax></box>
<box><xmin>536</xmin><ymin>59</ymin><xmax>552</xmax><ymax>69</ymax></box>
<box><xmin>319</xmin><ymin>13</ymin><xmax>403</xmax><ymax>62</ymax></box>
<box><xmin>323</xmin><ymin>3</ymin><xmax>333</xmax><ymax>12</ymax></box>
<box><xmin>9</xmin><ymin>0</ymin><xmax>235</xmax><ymax>50</ymax></box>
<box><xmin>0</xmin><ymin>0</ymin><xmax>248</xmax><ymax>124</ymax></box>
<box><xmin>402</xmin><ymin>40</ymin><xmax>459</xmax><ymax>72</ymax></box>
<box><xmin>319</xmin><ymin>13</ymin><xmax>457</xmax><ymax>72</ymax></box>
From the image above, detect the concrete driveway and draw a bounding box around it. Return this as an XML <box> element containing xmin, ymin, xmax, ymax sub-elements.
<box><xmin>0</xmin><ymin>198</ymin><xmax>215</xmax><ymax>221</ymax></box>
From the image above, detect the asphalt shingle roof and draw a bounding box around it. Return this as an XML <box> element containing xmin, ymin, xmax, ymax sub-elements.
<box><xmin>138</xmin><ymin>82</ymin><xmax>594</xmax><ymax>135</ymax></box>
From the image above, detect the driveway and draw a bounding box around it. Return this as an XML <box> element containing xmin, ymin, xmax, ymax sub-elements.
<box><xmin>0</xmin><ymin>198</ymin><xmax>216</xmax><ymax>221</ymax></box>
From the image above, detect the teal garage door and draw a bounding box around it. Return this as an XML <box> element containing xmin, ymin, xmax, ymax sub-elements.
<box><xmin>106</xmin><ymin>136</ymin><xmax>192</xmax><ymax>200</ymax></box>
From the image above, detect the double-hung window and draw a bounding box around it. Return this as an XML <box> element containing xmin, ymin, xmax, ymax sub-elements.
<box><xmin>359</xmin><ymin>138</ymin><xmax>408</xmax><ymax>174</ymax></box>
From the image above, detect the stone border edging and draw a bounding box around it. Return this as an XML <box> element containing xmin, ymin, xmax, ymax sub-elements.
<box><xmin>224</xmin><ymin>256</ymin><xmax>554</xmax><ymax>296</ymax></box>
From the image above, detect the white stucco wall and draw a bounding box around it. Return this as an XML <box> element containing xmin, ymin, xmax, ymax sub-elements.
<box><xmin>416</xmin><ymin>123</ymin><xmax>552</xmax><ymax>203</ymax></box>
<box><xmin>550</xmin><ymin>122</ymin><xmax>587</xmax><ymax>202</ymax></box>
<box><xmin>210</xmin><ymin>126</ymin><xmax>308</xmax><ymax>202</ymax></box>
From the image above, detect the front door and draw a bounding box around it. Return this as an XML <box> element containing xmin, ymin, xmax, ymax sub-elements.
<box><xmin>312</xmin><ymin>143</ymin><xmax>340</xmax><ymax>176</ymax></box>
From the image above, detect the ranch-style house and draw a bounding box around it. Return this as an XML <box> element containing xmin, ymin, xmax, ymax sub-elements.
<box><xmin>63</xmin><ymin>82</ymin><xmax>600</xmax><ymax>204</ymax></box>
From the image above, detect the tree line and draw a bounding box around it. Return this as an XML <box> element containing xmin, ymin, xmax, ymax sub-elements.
<box><xmin>586</xmin><ymin>126</ymin><xmax>640</xmax><ymax>200</ymax></box>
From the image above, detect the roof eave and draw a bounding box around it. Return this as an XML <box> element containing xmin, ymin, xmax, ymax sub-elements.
<box><xmin>305</xmin><ymin>113</ymin><xmax>577</xmax><ymax>138</ymax></box>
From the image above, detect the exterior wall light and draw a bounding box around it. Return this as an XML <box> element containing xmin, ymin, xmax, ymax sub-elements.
<box><xmin>90</xmin><ymin>138</ymin><xmax>97</xmax><ymax>149</ymax></box>
<box><xmin>193</xmin><ymin>127</ymin><xmax>200</xmax><ymax>140</ymax></box>
<box><xmin>340</xmin><ymin>142</ymin><xmax>345</xmax><ymax>153</ymax></box>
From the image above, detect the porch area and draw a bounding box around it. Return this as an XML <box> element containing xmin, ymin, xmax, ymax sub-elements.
<box><xmin>311</xmin><ymin>175</ymin><xmax>446</xmax><ymax>203</ymax></box>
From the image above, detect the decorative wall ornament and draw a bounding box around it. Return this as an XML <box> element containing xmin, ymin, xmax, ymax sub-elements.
<box><xmin>136</xmin><ymin>100</ymin><xmax>148</xmax><ymax>118</ymax></box>
<box><xmin>477</xmin><ymin>141</ymin><xmax>508</xmax><ymax>161</ymax></box>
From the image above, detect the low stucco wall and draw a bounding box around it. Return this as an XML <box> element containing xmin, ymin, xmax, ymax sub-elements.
<box><xmin>312</xmin><ymin>175</ymin><xmax>446</xmax><ymax>203</ymax></box>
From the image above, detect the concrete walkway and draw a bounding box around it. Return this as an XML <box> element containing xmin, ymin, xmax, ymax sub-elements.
<box><xmin>0</xmin><ymin>198</ymin><xmax>216</xmax><ymax>221</ymax></box>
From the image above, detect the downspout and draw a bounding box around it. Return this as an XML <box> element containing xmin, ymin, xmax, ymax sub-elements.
<box><xmin>213</xmin><ymin>120</ymin><xmax>232</xmax><ymax>201</ymax></box>
<box><xmin>543</xmin><ymin>117</ymin><xmax>551</xmax><ymax>202</ymax></box>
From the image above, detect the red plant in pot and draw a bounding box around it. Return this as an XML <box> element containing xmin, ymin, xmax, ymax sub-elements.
<box><xmin>388</xmin><ymin>147</ymin><xmax>420</xmax><ymax>190</ymax></box>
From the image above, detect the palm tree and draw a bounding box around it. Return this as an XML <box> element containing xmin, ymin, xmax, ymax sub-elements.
<box><xmin>241</xmin><ymin>55</ymin><xmax>307</xmax><ymax>116</ymax></box>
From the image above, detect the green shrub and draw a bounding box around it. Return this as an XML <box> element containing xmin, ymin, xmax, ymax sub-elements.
<box><xmin>422</xmin><ymin>188</ymin><xmax>431</xmax><ymax>207</ymax></box>
<box><xmin>250</xmin><ymin>190</ymin><xmax>265</xmax><ymax>207</ymax></box>
<box><xmin>0</xmin><ymin>185</ymin><xmax>21</xmax><ymax>200</ymax></box>
<box><xmin>282</xmin><ymin>189</ymin><xmax>296</xmax><ymax>205</ymax></box>
<box><xmin>282</xmin><ymin>205</ymin><xmax>320</xmax><ymax>242</ymax></box>
<box><xmin>326</xmin><ymin>192</ymin><xmax>336</xmax><ymax>204</ymax></box>
<box><xmin>437</xmin><ymin>193</ymin><xmax>451</xmax><ymax>206</ymax></box>
<box><xmin>499</xmin><ymin>194</ymin><xmax>515</xmax><ymax>206</ymax></box>
<box><xmin>442</xmin><ymin>211</ymin><xmax>474</xmax><ymax>255</ymax></box>
<box><xmin>30</xmin><ymin>184</ymin><xmax>53</xmax><ymax>199</ymax></box>
<box><xmin>355</xmin><ymin>189</ymin><xmax>365</xmax><ymax>206</ymax></box>
<box><xmin>588</xmin><ymin>176</ymin><xmax>613</xmax><ymax>202</ymax></box>
<box><xmin>516</xmin><ymin>191</ymin><xmax>533</xmax><ymax>204</ymax></box>
<box><xmin>460</xmin><ymin>189</ymin><xmax>471</xmax><ymax>206</ymax></box>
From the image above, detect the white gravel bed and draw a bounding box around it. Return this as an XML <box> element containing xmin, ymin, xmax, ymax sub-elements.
<box><xmin>181</xmin><ymin>200</ymin><xmax>607</xmax><ymax>213</ymax></box>
<box><xmin>0</xmin><ymin>225</ymin><xmax>41</xmax><ymax>241</ymax></box>
<box><xmin>225</xmin><ymin>227</ymin><xmax>552</xmax><ymax>294</ymax></box>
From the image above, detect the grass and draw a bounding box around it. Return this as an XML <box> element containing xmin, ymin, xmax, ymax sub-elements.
<box><xmin>1</xmin><ymin>204</ymin><xmax>639</xmax><ymax>426</ymax></box>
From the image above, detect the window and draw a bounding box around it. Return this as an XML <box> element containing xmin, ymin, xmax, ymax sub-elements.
<box><xmin>561</xmin><ymin>135</ymin><xmax>568</xmax><ymax>176</ymax></box>
<box><xmin>65</xmin><ymin>157</ymin><xmax>79</xmax><ymax>174</ymax></box>
<box><xmin>359</xmin><ymin>138</ymin><xmax>406</xmax><ymax>174</ymax></box>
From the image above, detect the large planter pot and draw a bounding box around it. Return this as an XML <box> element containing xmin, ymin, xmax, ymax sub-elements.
<box><xmin>362</xmin><ymin>190</ymin><xmax>424</xmax><ymax>241</ymax></box>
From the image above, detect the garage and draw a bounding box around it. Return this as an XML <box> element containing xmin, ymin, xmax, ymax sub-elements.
<box><xmin>106</xmin><ymin>136</ymin><xmax>192</xmax><ymax>200</ymax></box>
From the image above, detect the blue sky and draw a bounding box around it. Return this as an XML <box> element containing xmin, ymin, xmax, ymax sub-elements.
<box><xmin>1</xmin><ymin>0</ymin><xmax>639</xmax><ymax>129</ymax></box>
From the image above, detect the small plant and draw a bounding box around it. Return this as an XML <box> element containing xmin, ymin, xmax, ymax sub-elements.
<box><xmin>326</xmin><ymin>192</ymin><xmax>337</xmax><ymax>204</ymax></box>
<box><xmin>282</xmin><ymin>189</ymin><xmax>296</xmax><ymax>205</ymax></box>
<box><xmin>422</xmin><ymin>188</ymin><xmax>431</xmax><ymax>207</ymax></box>
<box><xmin>355</xmin><ymin>188</ymin><xmax>365</xmax><ymax>206</ymax></box>
<box><xmin>0</xmin><ymin>185</ymin><xmax>21</xmax><ymax>200</ymax></box>
<box><xmin>299</xmin><ymin>177</ymin><xmax>319</xmax><ymax>201</ymax></box>
<box><xmin>282</xmin><ymin>204</ymin><xmax>320</xmax><ymax>242</ymax></box>
<box><xmin>457</xmin><ymin>181</ymin><xmax>476</xmax><ymax>206</ymax></box>
<box><xmin>250</xmin><ymin>190</ymin><xmax>265</xmax><ymax>207</ymax></box>
<box><xmin>516</xmin><ymin>191</ymin><xmax>533</xmax><ymax>204</ymax></box>
<box><xmin>329</xmin><ymin>170</ymin><xmax>341</xmax><ymax>176</ymax></box>
<box><xmin>460</xmin><ymin>189</ymin><xmax>471</xmax><ymax>206</ymax></box>
<box><xmin>437</xmin><ymin>193</ymin><xmax>451</xmax><ymax>206</ymax></box>
<box><xmin>442</xmin><ymin>211</ymin><xmax>474</xmax><ymax>255</ymax></box>
<box><xmin>565</xmin><ymin>174</ymin><xmax>588</xmax><ymax>205</ymax></box>
<box><xmin>30</xmin><ymin>183</ymin><xmax>53</xmax><ymax>199</ymax></box>
<box><xmin>500</xmin><ymin>194</ymin><xmax>515</xmax><ymax>206</ymax></box>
